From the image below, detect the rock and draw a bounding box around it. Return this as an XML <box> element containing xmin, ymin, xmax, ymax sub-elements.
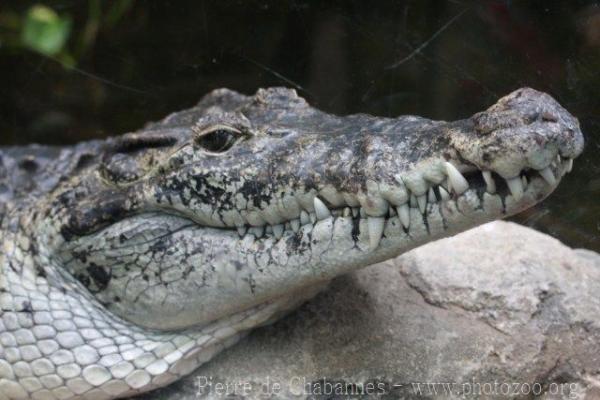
<box><xmin>143</xmin><ymin>221</ymin><xmax>600</xmax><ymax>399</ymax></box>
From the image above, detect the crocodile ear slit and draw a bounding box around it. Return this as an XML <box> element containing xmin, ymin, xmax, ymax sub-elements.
<box><xmin>109</xmin><ymin>133</ymin><xmax>178</xmax><ymax>154</ymax></box>
<box><xmin>99</xmin><ymin>133</ymin><xmax>178</xmax><ymax>184</ymax></box>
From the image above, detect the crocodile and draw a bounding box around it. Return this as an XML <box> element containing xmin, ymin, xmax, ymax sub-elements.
<box><xmin>0</xmin><ymin>87</ymin><xmax>584</xmax><ymax>399</ymax></box>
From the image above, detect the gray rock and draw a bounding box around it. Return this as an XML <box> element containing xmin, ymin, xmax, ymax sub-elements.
<box><xmin>142</xmin><ymin>222</ymin><xmax>600</xmax><ymax>399</ymax></box>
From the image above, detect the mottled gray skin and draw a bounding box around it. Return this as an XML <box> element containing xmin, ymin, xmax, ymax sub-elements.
<box><xmin>0</xmin><ymin>87</ymin><xmax>584</xmax><ymax>399</ymax></box>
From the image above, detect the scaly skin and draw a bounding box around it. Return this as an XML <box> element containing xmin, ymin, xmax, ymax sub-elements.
<box><xmin>0</xmin><ymin>87</ymin><xmax>584</xmax><ymax>399</ymax></box>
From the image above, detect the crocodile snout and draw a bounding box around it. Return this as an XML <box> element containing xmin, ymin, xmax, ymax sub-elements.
<box><xmin>453</xmin><ymin>88</ymin><xmax>583</xmax><ymax>181</ymax></box>
<box><xmin>508</xmin><ymin>87</ymin><xmax>583</xmax><ymax>159</ymax></box>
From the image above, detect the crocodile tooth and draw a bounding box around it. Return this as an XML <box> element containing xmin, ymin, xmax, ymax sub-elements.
<box><xmin>320</xmin><ymin>185</ymin><xmax>345</xmax><ymax>207</ymax></box>
<box><xmin>388</xmin><ymin>207</ymin><xmax>397</xmax><ymax>217</ymax></box>
<box><xmin>278</xmin><ymin>194</ymin><xmax>301</xmax><ymax>220</ymax></box>
<box><xmin>400</xmin><ymin>173</ymin><xmax>429</xmax><ymax>200</ymax></box>
<box><xmin>309</xmin><ymin>212</ymin><xmax>317</xmax><ymax>223</ymax></box>
<box><xmin>265</xmin><ymin>225</ymin><xmax>273</xmax><ymax>234</ymax></box>
<box><xmin>417</xmin><ymin>194</ymin><xmax>427</xmax><ymax>214</ymax></box>
<box><xmin>245</xmin><ymin>211</ymin><xmax>266</xmax><ymax>226</ymax></box>
<box><xmin>249</xmin><ymin>226</ymin><xmax>264</xmax><ymax>238</ymax></box>
<box><xmin>313</xmin><ymin>197</ymin><xmax>331</xmax><ymax>220</ymax></box>
<box><xmin>506</xmin><ymin>176</ymin><xmax>524</xmax><ymax>201</ymax></box>
<box><xmin>273</xmin><ymin>224</ymin><xmax>284</xmax><ymax>239</ymax></box>
<box><xmin>558</xmin><ymin>163</ymin><xmax>566</xmax><ymax>177</ymax></box>
<box><xmin>566</xmin><ymin>158</ymin><xmax>573</xmax><ymax>173</ymax></box>
<box><xmin>397</xmin><ymin>204</ymin><xmax>410</xmax><ymax>229</ymax></box>
<box><xmin>521</xmin><ymin>175</ymin><xmax>528</xmax><ymax>189</ymax></box>
<box><xmin>441</xmin><ymin>178</ymin><xmax>450</xmax><ymax>192</ymax></box>
<box><xmin>481</xmin><ymin>171</ymin><xmax>496</xmax><ymax>194</ymax></box>
<box><xmin>357</xmin><ymin>193</ymin><xmax>389</xmax><ymax>217</ymax></box>
<box><xmin>352</xmin><ymin>207</ymin><xmax>359</xmax><ymax>217</ymax></box>
<box><xmin>342</xmin><ymin>192</ymin><xmax>360</xmax><ymax>207</ymax></box>
<box><xmin>428</xmin><ymin>187</ymin><xmax>436</xmax><ymax>203</ymax></box>
<box><xmin>300</xmin><ymin>211</ymin><xmax>310</xmax><ymax>225</ymax></box>
<box><xmin>237</xmin><ymin>226</ymin><xmax>247</xmax><ymax>237</ymax></box>
<box><xmin>260</xmin><ymin>208</ymin><xmax>282</xmax><ymax>226</ymax></box>
<box><xmin>290</xmin><ymin>219</ymin><xmax>300</xmax><ymax>232</ymax></box>
<box><xmin>444</xmin><ymin>162</ymin><xmax>469</xmax><ymax>195</ymax></box>
<box><xmin>410</xmin><ymin>194</ymin><xmax>418</xmax><ymax>208</ymax></box>
<box><xmin>438</xmin><ymin>186</ymin><xmax>450</xmax><ymax>201</ymax></box>
<box><xmin>538</xmin><ymin>167</ymin><xmax>556</xmax><ymax>185</ymax></box>
<box><xmin>368</xmin><ymin>217</ymin><xmax>385</xmax><ymax>250</ymax></box>
<box><xmin>360</xmin><ymin>208</ymin><xmax>367</xmax><ymax>218</ymax></box>
<box><xmin>342</xmin><ymin>207</ymin><xmax>352</xmax><ymax>217</ymax></box>
<box><xmin>379</xmin><ymin>182</ymin><xmax>409</xmax><ymax>206</ymax></box>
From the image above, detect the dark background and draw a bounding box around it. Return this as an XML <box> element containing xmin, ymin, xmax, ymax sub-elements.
<box><xmin>1</xmin><ymin>1</ymin><xmax>599</xmax><ymax>250</ymax></box>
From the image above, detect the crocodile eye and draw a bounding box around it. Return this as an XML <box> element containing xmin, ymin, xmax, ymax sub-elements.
<box><xmin>195</xmin><ymin>126</ymin><xmax>244</xmax><ymax>153</ymax></box>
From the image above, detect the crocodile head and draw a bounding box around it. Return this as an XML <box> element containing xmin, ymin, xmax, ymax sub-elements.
<box><xmin>42</xmin><ymin>87</ymin><xmax>583</xmax><ymax>330</ymax></box>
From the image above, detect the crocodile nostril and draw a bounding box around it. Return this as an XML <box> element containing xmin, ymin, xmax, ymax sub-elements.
<box><xmin>525</xmin><ymin>112</ymin><xmax>539</xmax><ymax>124</ymax></box>
<box><xmin>541</xmin><ymin>111</ymin><xmax>558</xmax><ymax>122</ymax></box>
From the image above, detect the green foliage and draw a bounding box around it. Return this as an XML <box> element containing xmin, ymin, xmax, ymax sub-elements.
<box><xmin>1</xmin><ymin>1</ymin><xmax>134</xmax><ymax>68</ymax></box>
<box><xmin>21</xmin><ymin>5</ymin><xmax>72</xmax><ymax>56</ymax></box>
